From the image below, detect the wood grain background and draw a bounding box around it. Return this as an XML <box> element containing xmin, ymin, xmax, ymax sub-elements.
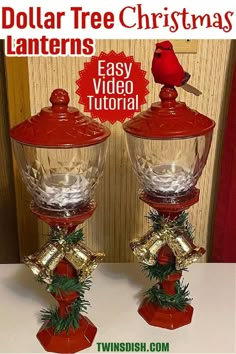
<box><xmin>5</xmin><ymin>54</ymin><xmax>39</xmax><ymax>259</ymax></box>
<box><xmin>0</xmin><ymin>42</ymin><xmax>19</xmax><ymax>262</ymax></box>
<box><xmin>6</xmin><ymin>39</ymin><xmax>235</xmax><ymax>262</ymax></box>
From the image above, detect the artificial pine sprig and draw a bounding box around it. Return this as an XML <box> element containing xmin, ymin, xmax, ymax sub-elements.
<box><xmin>47</xmin><ymin>274</ymin><xmax>92</xmax><ymax>296</ymax></box>
<box><xmin>66</xmin><ymin>229</ymin><xmax>84</xmax><ymax>245</ymax></box>
<box><xmin>50</xmin><ymin>228</ymin><xmax>84</xmax><ymax>244</ymax></box>
<box><xmin>142</xmin><ymin>262</ymin><xmax>181</xmax><ymax>282</ymax></box>
<box><xmin>147</xmin><ymin>210</ymin><xmax>194</xmax><ymax>241</ymax></box>
<box><xmin>41</xmin><ymin>297</ymin><xmax>90</xmax><ymax>333</ymax></box>
<box><xmin>175</xmin><ymin>212</ymin><xmax>194</xmax><ymax>240</ymax></box>
<box><xmin>145</xmin><ymin>280</ymin><xmax>192</xmax><ymax>311</ymax></box>
<box><xmin>41</xmin><ymin>277</ymin><xmax>91</xmax><ymax>333</ymax></box>
<box><xmin>40</xmin><ymin>307</ymin><xmax>61</xmax><ymax>331</ymax></box>
<box><xmin>143</xmin><ymin>210</ymin><xmax>191</xmax><ymax>282</ymax></box>
<box><xmin>147</xmin><ymin>210</ymin><xmax>165</xmax><ymax>231</ymax></box>
<box><xmin>142</xmin><ymin>210</ymin><xmax>193</xmax><ymax>310</ymax></box>
<box><xmin>39</xmin><ymin>227</ymin><xmax>91</xmax><ymax>333</ymax></box>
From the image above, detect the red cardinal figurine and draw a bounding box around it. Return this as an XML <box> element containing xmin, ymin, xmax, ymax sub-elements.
<box><xmin>151</xmin><ymin>41</ymin><xmax>202</xmax><ymax>96</ymax></box>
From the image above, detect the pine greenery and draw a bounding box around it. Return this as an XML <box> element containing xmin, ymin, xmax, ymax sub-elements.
<box><xmin>142</xmin><ymin>262</ymin><xmax>181</xmax><ymax>282</ymax></box>
<box><xmin>47</xmin><ymin>274</ymin><xmax>92</xmax><ymax>296</ymax></box>
<box><xmin>144</xmin><ymin>210</ymin><xmax>192</xmax><ymax>281</ymax></box>
<box><xmin>41</xmin><ymin>297</ymin><xmax>90</xmax><ymax>333</ymax></box>
<box><xmin>39</xmin><ymin>227</ymin><xmax>91</xmax><ymax>333</ymax></box>
<box><xmin>41</xmin><ymin>276</ymin><xmax>91</xmax><ymax>333</ymax></box>
<box><xmin>145</xmin><ymin>281</ymin><xmax>192</xmax><ymax>311</ymax></box>
<box><xmin>142</xmin><ymin>211</ymin><xmax>193</xmax><ymax>310</ymax></box>
<box><xmin>147</xmin><ymin>210</ymin><xmax>194</xmax><ymax>240</ymax></box>
<box><xmin>50</xmin><ymin>228</ymin><xmax>84</xmax><ymax>244</ymax></box>
<box><xmin>66</xmin><ymin>229</ymin><xmax>84</xmax><ymax>245</ymax></box>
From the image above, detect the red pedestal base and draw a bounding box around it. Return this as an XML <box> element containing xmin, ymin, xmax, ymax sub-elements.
<box><xmin>37</xmin><ymin>315</ymin><xmax>97</xmax><ymax>353</ymax></box>
<box><xmin>135</xmin><ymin>189</ymin><xmax>200</xmax><ymax>329</ymax></box>
<box><xmin>29</xmin><ymin>205</ymin><xmax>99</xmax><ymax>353</ymax></box>
<box><xmin>138</xmin><ymin>300</ymin><xmax>194</xmax><ymax>330</ymax></box>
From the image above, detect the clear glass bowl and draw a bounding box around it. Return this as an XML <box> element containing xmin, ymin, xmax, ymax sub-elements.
<box><xmin>12</xmin><ymin>141</ymin><xmax>108</xmax><ymax>211</ymax></box>
<box><xmin>125</xmin><ymin>133</ymin><xmax>212</xmax><ymax>198</ymax></box>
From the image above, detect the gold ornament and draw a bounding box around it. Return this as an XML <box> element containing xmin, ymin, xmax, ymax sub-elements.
<box><xmin>24</xmin><ymin>240</ymin><xmax>65</xmax><ymax>284</ymax></box>
<box><xmin>165</xmin><ymin>232</ymin><xmax>205</xmax><ymax>270</ymax></box>
<box><xmin>24</xmin><ymin>233</ymin><xmax>105</xmax><ymax>283</ymax></box>
<box><xmin>130</xmin><ymin>229</ymin><xmax>165</xmax><ymax>265</ymax></box>
<box><xmin>65</xmin><ymin>242</ymin><xmax>105</xmax><ymax>282</ymax></box>
<box><xmin>130</xmin><ymin>216</ymin><xmax>205</xmax><ymax>269</ymax></box>
<box><xmin>151</xmin><ymin>220</ymin><xmax>205</xmax><ymax>270</ymax></box>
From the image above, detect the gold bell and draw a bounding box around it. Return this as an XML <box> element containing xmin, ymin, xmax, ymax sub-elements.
<box><xmin>65</xmin><ymin>242</ymin><xmax>105</xmax><ymax>282</ymax></box>
<box><xmin>166</xmin><ymin>232</ymin><xmax>205</xmax><ymax>270</ymax></box>
<box><xmin>130</xmin><ymin>229</ymin><xmax>165</xmax><ymax>265</ymax></box>
<box><xmin>24</xmin><ymin>240</ymin><xmax>65</xmax><ymax>284</ymax></box>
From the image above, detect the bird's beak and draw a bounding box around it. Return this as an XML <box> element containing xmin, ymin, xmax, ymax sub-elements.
<box><xmin>155</xmin><ymin>48</ymin><xmax>162</xmax><ymax>54</ymax></box>
<box><xmin>154</xmin><ymin>48</ymin><xmax>162</xmax><ymax>58</ymax></box>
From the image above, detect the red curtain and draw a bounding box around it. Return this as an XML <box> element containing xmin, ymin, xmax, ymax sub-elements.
<box><xmin>211</xmin><ymin>62</ymin><xmax>236</xmax><ymax>262</ymax></box>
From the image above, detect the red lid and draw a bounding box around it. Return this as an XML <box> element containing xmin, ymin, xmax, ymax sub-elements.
<box><xmin>10</xmin><ymin>89</ymin><xmax>110</xmax><ymax>148</ymax></box>
<box><xmin>123</xmin><ymin>86</ymin><xmax>215</xmax><ymax>139</ymax></box>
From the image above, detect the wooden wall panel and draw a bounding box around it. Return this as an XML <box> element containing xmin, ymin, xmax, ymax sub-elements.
<box><xmin>23</xmin><ymin>40</ymin><xmax>233</xmax><ymax>262</ymax></box>
<box><xmin>0</xmin><ymin>41</ymin><xmax>19</xmax><ymax>262</ymax></box>
<box><xmin>5</xmin><ymin>54</ymin><xmax>38</xmax><ymax>259</ymax></box>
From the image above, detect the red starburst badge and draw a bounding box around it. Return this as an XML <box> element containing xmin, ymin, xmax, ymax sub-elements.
<box><xmin>76</xmin><ymin>51</ymin><xmax>149</xmax><ymax>124</ymax></box>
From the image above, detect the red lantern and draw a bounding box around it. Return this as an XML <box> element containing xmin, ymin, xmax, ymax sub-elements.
<box><xmin>10</xmin><ymin>89</ymin><xmax>110</xmax><ymax>352</ymax></box>
<box><xmin>123</xmin><ymin>86</ymin><xmax>215</xmax><ymax>329</ymax></box>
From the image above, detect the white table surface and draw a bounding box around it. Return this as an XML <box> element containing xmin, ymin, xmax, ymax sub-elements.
<box><xmin>0</xmin><ymin>263</ymin><xmax>235</xmax><ymax>354</ymax></box>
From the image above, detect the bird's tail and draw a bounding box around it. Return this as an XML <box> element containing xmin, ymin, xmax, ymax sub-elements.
<box><xmin>182</xmin><ymin>83</ymin><xmax>202</xmax><ymax>96</ymax></box>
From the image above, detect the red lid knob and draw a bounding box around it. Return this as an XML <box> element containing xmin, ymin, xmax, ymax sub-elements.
<box><xmin>159</xmin><ymin>86</ymin><xmax>178</xmax><ymax>107</ymax></box>
<box><xmin>50</xmin><ymin>89</ymin><xmax>70</xmax><ymax>113</ymax></box>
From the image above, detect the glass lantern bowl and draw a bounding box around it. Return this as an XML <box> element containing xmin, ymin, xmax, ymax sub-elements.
<box><xmin>123</xmin><ymin>86</ymin><xmax>215</xmax><ymax>203</ymax></box>
<box><xmin>10</xmin><ymin>88</ymin><xmax>110</xmax><ymax>217</ymax></box>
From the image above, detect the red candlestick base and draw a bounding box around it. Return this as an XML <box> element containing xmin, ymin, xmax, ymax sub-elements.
<box><xmin>137</xmin><ymin>188</ymin><xmax>199</xmax><ymax>330</ymax></box>
<box><xmin>30</xmin><ymin>202</ymin><xmax>98</xmax><ymax>353</ymax></box>
<box><xmin>138</xmin><ymin>272</ymin><xmax>194</xmax><ymax>329</ymax></box>
<box><xmin>37</xmin><ymin>315</ymin><xmax>97</xmax><ymax>353</ymax></box>
<box><xmin>138</xmin><ymin>301</ymin><xmax>193</xmax><ymax>330</ymax></box>
<box><xmin>36</xmin><ymin>260</ymin><xmax>97</xmax><ymax>353</ymax></box>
